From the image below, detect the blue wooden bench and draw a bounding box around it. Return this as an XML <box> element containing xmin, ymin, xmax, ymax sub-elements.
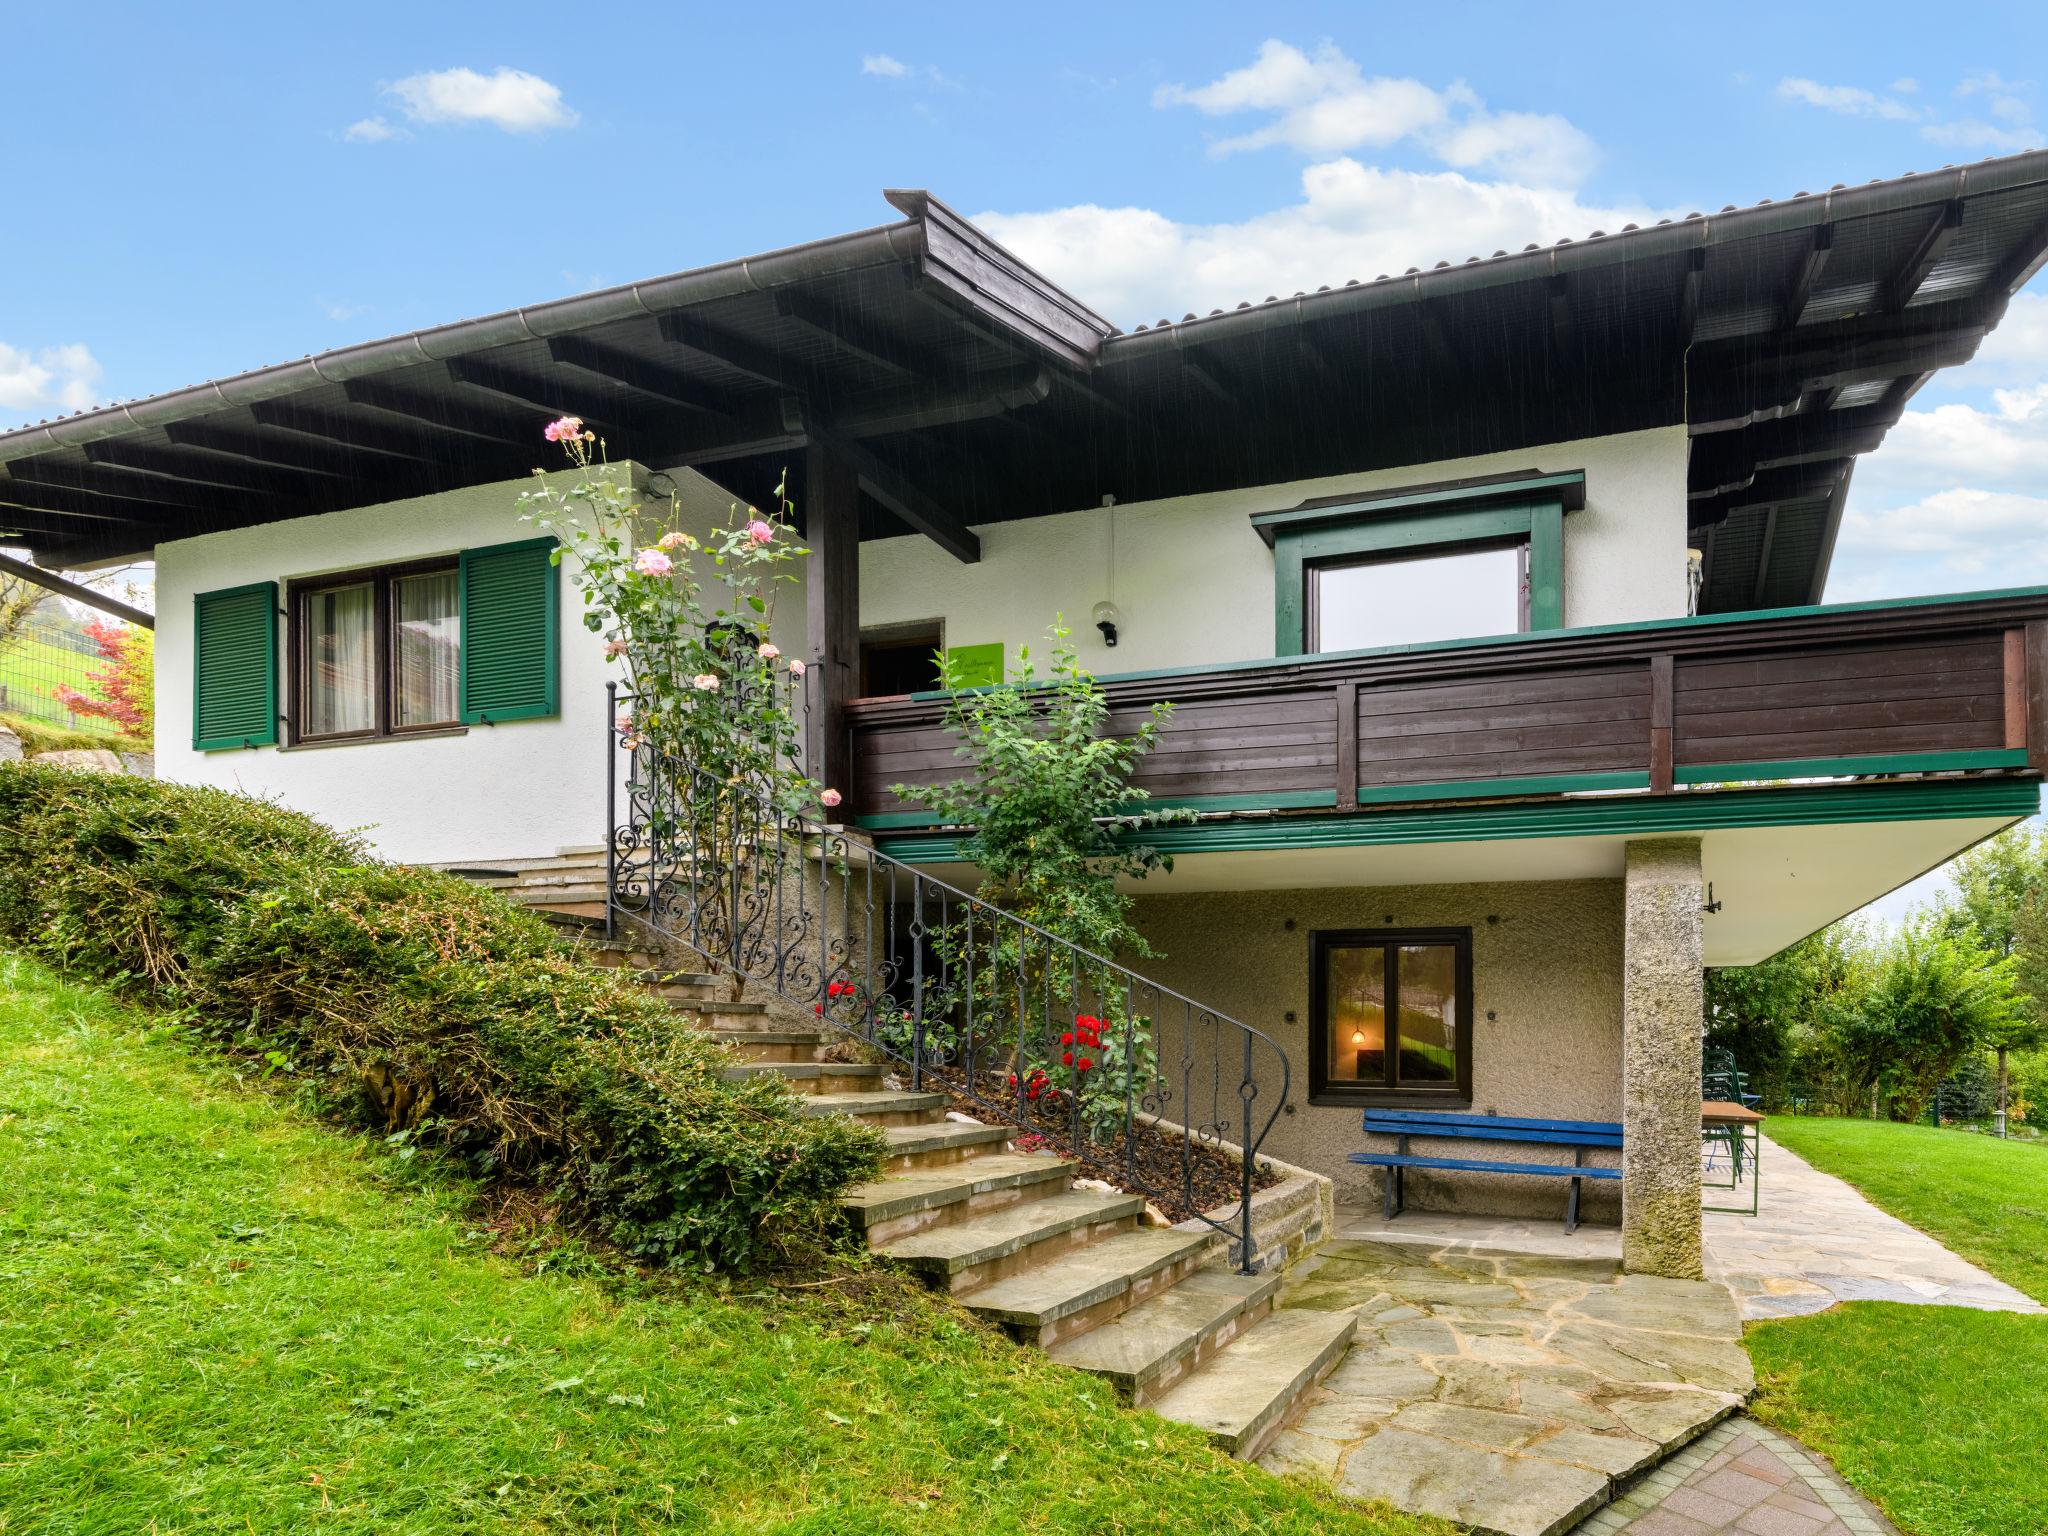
<box><xmin>1351</xmin><ymin>1108</ymin><xmax>1623</xmax><ymax>1232</ymax></box>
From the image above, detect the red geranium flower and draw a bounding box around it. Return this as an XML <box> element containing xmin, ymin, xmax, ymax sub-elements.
<box><xmin>1061</xmin><ymin>1050</ymin><xmax>1075</xmax><ymax>1066</ymax></box>
<box><xmin>1077</xmin><ymin>1056</ymin><xmax>1094</xmax><ymax>1071</ymax></box>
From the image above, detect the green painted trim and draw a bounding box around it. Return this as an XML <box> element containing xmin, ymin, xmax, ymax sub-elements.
<box><xmin>1249</xmin><ymin>471</ymin><xmax>1587</xmax><ymax>543</ymax></box>
<box><xmin>857</xmin><ymin>787</ymin><xmax>1341</xmax><ymax>832</ymax></box>
<box><xmin>901</xmin><ymin>583</ymin><xmax>2048</xmax><ymax>702</ymax></box>
<box><xmin>1354</xmin><ymin>770</ymin><xmax>1649</xmax><ymax>804</ymax></box>
<box><xmin>1271</xmin><ymin>499</ymin><xmax>1566</xmax><ymax>656</ymax></box>
<box><xmin>873</xmin><ymin>778</ymin><xmax>2043</xmax><ymax>864</ymax></box>
<box><xmin>1674</xmin><ymin>749</ymin><xmax>2029</xmax><ymax>784</ymax></box>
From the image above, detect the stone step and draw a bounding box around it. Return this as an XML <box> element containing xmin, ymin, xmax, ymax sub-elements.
<box><xmin>508</xmin><ymin>883</ymin><xmax>612</xmax><ymax>904</ymax></box>
<box><xmin>630</xmin><ymin>967</ymin><xmax>724</xmax><ymax>991</ymax></box>
<box><xmin>721</xmin><ymin>1061</ymin><xmax>888</xmax><ymax>1094</ymax></box>
<box><xmin>1144</xmin><ymin>1308</ymin><xmax>1358</xmax><ymax>1462</ymax></box>
<box><xmin>880</xmin><ymin>1120</ymin><xmax>1014</xmax><ymax>1170</ymax></box>
<box><xmin>1045</xmin><ymin>1266</ymin><xmax>1282</xmax><ymax>1405</ymax></box>
<box><xmin>962</xmin><ymin>1226</ymin><xmax>1219</xmax><ymax>1348</ymax></box>
<box><xmin>799</xmin><ymin>1090</ymin><xmax>947</xmax><ymax>1126</ymax></box>
<box><xmin>668</xmin><ymin>997</ymin><xmax>771</xmax><ymax>1019</ymax></box>
<box><xmin>708</xmin><ymin>1028</ymin><xmax>836</xmax><ymax>1063</ymax></box>
<box><xmin>877</xmin><ymin>1189</ymin><xmax>1145</xmax><ymax>1294</ymax></box>
<box><xmin>843</xmin><ymin>1153</ymin><xmax>1076</xmax><ymax>1245</ymax></box>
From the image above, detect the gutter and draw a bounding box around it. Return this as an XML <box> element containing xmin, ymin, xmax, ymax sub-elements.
<box><xmin>1100</xmin><ymin>149</ymin><xmax>2048</xmax><ymax>362</ymax></box>
<box><xmin>0</xmin><ymin>219</ymin><xmax>925</xmax><ymax>464</ymax></box>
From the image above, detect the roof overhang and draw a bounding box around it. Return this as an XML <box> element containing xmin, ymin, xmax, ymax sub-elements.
<box><xmin>876</xmin><ymin>777</ymin><xmax>2040</xmax><ymax>967</ymax></box>
<box><xmin>6</xmin><ymin>152</ymin><xmax>2047</xmax><ymax>605</ymax></box>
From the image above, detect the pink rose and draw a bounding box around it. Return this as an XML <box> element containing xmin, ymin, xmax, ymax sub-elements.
<box><xmin>657</xmin><ymin>530</ymin><xmax>689</xmax><ymax>550</ymax></box>
<box><xmin>746</xmin><ymin>519</ymin><xmax>774</xmax><ymax>545</ymax></box>
<box><xmin>758</xmin><ymin>642</ymin><xmax>781</xmax><ymax>660</ymax></box>
<box><xmin>788</xmin><ymin>659</ymin><xmax>807</xmax><ymax>678</ymax></box>
<box><xmin>615</xmin><ymin>711</ymin><xmax>634</xmax><ymax>732</ymax></box>
<box><xmin>543</xmin><ymin>415</ymin><xmax>585</xmax><ymax>443</ymax></box>
<box><xmin>693</xmin><ymin>673</ymin><xmax>720</xmax><ymax>691</ymax></box>
<box><xmin>603</xmin><ymin>638</ymin><xmax>629</xmax><ymax>658</ymax></box>
<box><xmin>820</xmin><ymin>788</ymin><xmax>842</xmax><ymax>809</ymax></box>
<box><xmin>633</xmin><ymin>548</ymin><xmax>673</xmax><ymax>577</ymax></box>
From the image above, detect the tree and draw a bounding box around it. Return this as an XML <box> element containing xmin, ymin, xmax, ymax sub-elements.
<box><xmin>0</xmin><ymin>569</ymin><xmax>48</xmax><ymax>651</ymax></box>
<box><xmin>52</xmin><ymin>617</ymin><xmax>154</xmax><ymax>742</ymax></box>
<box><xmin>1705</xmin><ymin>929</ymin><xmax>1861</xmax><ymax>1109</ymax></box>
<box><xmin>1848</xmin><ymin>922</ymin><xmax>2021</xmax><ymax>1122</ymax></box>
<box><xmin>1933</xmin><ymin>826</ymin><xmax>2048</xmax><ymax>1128</ymax></box>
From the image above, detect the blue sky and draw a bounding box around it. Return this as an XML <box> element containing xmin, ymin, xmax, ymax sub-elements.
<box><xmin>5</xmin><ymin>2</ymin><xmax>2043</xmax><ymax>916</ymax></box>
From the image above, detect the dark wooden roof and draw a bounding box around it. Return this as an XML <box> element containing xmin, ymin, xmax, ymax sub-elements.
<box><xmin>6</xmin><ymin>154</ymin><xmax>2047</xmax><ymax>612</ymax></box>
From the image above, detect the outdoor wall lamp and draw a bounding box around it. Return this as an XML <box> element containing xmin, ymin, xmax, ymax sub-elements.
<box><xmin>1092</xmin><ymin>600</ymin><xmax>1121</xmax><ymax>647</ymax></box>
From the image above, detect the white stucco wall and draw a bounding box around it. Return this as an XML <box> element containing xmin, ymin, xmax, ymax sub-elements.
<box><xmin>154</xmin><ymin>462</ymin><xmax>752</xmax><ymax>866</ymax></box>
<box><xmin>852</xmin><ymin>425</ymin><xmax>1690</xmax><ymax>676</ymax></box>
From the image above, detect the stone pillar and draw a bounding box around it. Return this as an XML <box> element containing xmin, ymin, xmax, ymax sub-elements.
<box><xmin>1622</xmin><ymin>837</ymin><xmax>1705</xmax><ymax>1279</ymax></box>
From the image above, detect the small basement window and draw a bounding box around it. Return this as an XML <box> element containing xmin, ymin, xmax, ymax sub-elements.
<box><xmin>1308</xmin><ymin>540</ymin><xmax>1529</xmax><ymax>652</ymax></box>
<box><xmin>290</xmin><ymin>559</ymin><xmax>460</xmax><ymax>743</ymax></box>
<box><xmin>1310</xmin><ymin>928</ymin><xmax>1473</xmax><ymax>1104</ymax></box>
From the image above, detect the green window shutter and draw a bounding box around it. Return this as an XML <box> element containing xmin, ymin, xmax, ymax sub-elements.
<box><xmin>459</xmin><ymin>537</ymin><xmax>559</xmax><ymax>725</ymax></box>
<box><xmin>192</xmin><ymin>582</ymin><xmax>278</xmax><ymax>751</ymax></box>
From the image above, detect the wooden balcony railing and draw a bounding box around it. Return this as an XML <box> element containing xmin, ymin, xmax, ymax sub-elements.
<box><xmin>845</xmin><ymin>590</ymin><xmax>2048</xmax><ymax>827</ymax></box>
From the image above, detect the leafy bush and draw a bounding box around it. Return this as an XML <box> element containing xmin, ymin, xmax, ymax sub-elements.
<box><xmin>0</xmin><ymin>764</ymin><xmax>881</xmax><ymax>1270</ymax></box>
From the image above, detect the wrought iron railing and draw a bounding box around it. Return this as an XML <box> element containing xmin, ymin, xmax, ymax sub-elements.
<box><xmin>602</xmin><ymin>683</ymin><xmax>1292</xmax><ymax>1269</ymax></box>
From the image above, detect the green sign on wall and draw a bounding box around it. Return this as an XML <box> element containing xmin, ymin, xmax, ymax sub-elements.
<box><xmin>942</xmin><ymin>642</ymin><xmax>1005</xmax><ymax>689</ymax></box>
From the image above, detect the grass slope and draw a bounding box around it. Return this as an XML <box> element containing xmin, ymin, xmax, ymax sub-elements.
<box><xmin>0</xmin><ymin>634</ymin><xmax>115</xmax><ymax>734</ymax></box>
<box><xmin>0</xmin><ymin>955</ymin><xmax>1441</xmax><ymax>1536</ymax></box>
<box><xmin>1746</xmin><ymin>1116</ymin><xmax>2048</xmax><ymax>1536</ymax></box>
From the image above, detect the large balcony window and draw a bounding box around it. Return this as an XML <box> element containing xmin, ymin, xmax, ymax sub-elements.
<box><xmin>1309</xmin><ymin>541</ymin><xmax>1530</xmax><ymax>652</ymax></box>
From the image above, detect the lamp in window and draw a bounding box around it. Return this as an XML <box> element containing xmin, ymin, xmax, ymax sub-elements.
<box><xmin>1351</xmin><ymin>1023</ymin><xmax>1370</xmax><ymax>1079</ymax></box>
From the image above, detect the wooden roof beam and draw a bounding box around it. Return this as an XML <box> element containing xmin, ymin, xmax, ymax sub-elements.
<box><xmin>162</xmin><ymin>420</ymin><xmax>362</xmax><ymax>478</ymax></box>
<box><xmin>248</xmin><ymin>401</ymin><xmax>441</xmax><ymax>461</ymax></box>
<box><xmin>1782</xmin><ymin>223</ymin><xmax>1834</xmax><ymax>329</ymax></box>
<box><xmin>0</xmin><ymin>553</ymin><xmax>154</xmax><ymax>628</ymax></box>
<box><xmin>827</xmin><ymin>364</ymin><xmax>1052</xmax><ymax>439</ymax></box>
<box><xmin>81</xmin><ymin>439</ymin><xmax>310</xmax><ymax>496</ymax></box>
<box><xmin>4</xmin><ymin>457</ymin><xmax>269</xmax><ymax>514</ymax></box>
<box><xmin>1548</xmin><ymin>274</ymin><xmax>1574</xmax><ymax>355</ymax></box>
<box><xmin>342</xmin><ymin>378</ymin><xmax>534</xmax><ymax>445</ymax></box>
<box><xmin>545</xmin><ymin>336</ymin><xmax>740</xmax><ymax>418</ymax></box>
<box><xmin>807</xmin><ymin>427</ymin><xmax>979</xmax><ymax>564</ymax></box>
<box><xmin>1679</xmin><ymin>247</ymin><xmax>1708</xmax><ymax>346</ymax></box>
<box><xmin>1887</xmin><ymin>199</ymin><xmax>1964</xmax><ymax>312</ymax></box>
<box><xmin>442</xmin><ymin>357</ymin><xmax>622</xmax><ymax>434</ymax></box>
<box><xmin>659</xmin><ymin>314</ymin><xmax>805</xmax><ymax>392</ymax></box>
<box><xmin>1749</xmin><ymin>505</ymin><xmax>1780</xmax><ymax>609</ymax></box>
<box><xmin>773</xmin><ymin>291</ymin><xmax>950</xmax><ymax>382</ymax></box>
<box><xmin>0</xmin><ymin>475</ymin><xmax>186</xmax><ymax>522</ymax></box>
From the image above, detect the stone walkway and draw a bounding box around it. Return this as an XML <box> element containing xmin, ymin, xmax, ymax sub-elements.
<box><xmin>1574</xmin><ymin>1416</ymin><xmax>1899</xmax><ymax>1535</ymax></box>
<box><xmin>1704</xmin><ymin>1135</ymin><xmax>2043</xmax><ymax>1319</ymax></box>
<box><xmin>1262</xmin><ymin>1239</ymin><xmax>1753</xmax><ymax>1536</ymax></box>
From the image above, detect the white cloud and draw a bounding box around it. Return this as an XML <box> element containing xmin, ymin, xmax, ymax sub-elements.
<box><xmin>1776</xmin><ymin>71</ymin><xmax>2041</xmax><ymax>155</ymax></box>
<box><xmin>861</xmin><ymin>53</ymin><xmax>911</xmax><ymax>79</ymax></box>
<box><xmin>0</xmin><ymin>341</ymin><xmax>105</xmax><ymax>417</ymax></box>
<box><xmin>386</xmin><ymin>67</ymin><xmax>577</xmax><ymax>133</ymax></box>
<box><xmin>978</xmin><ymin>159</ymin><xmax>1670</xmax><ymax>324</ymax></box>
<box><xmin>1829</xmin><ymin>488</ymin><xmax>2048</xmax><ymax>600</ymax></box>
<box><xmin>1775</xmin><ymin>76</ymin><xmax>1925</xmax><ymax>122</ymax></box>
<box><xmin>317</xmin><ymin>298</ymin><xmax>372</xmax><ymax>322</ymax></box>
<box><xmin>1152</xmin><ymin>40</ymin><xmax>1596</xmax><ymax>185</ymax></box>
<box><xmin>342</xmin><ymin>115</ymin><xmax>405</xmax><ymax>143</ymax></box>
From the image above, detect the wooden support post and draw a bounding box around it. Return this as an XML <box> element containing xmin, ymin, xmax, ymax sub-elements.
<box><xmin>2004</xmin><ymin>628</ymin><xmax>2029</xmax><ymax>753</ymax></box>
<box><xmin>1648</xmin><ymin>654</ymin><xmax>1674</xmax><ymax>793</ymax></box>
<box><xmin>2027</xmin><ymin>621</ymin><xmax>2048</xmax><ymax>772</ymax></box>
<box><xmin>1335</xmin><ymin>680</ymin><xmax>1359</xmax><ymax>812</ymax></box>
<box><xmin>804</xmin><ymin>445</ymin><xmax>861</xmax><ymax>806</ymax></box>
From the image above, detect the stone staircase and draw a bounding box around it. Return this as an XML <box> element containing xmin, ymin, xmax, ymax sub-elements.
<box><xmin>577</xmin><ymin>930</ymin><xmax>1354</xmax><ymax>1462</ymax></box>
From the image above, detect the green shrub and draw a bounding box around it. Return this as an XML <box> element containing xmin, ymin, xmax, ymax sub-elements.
<box><xmin>0</xmin><ymin>764</ymin><xmax>881</xmax><ymax>1270</ymax></box>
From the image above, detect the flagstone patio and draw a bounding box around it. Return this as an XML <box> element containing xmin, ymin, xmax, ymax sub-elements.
<box><xmin>1260</xmin><ymin>1238</ymin><xmax>1754</xmax><ymax>1536</ymax></box>
<box><xmin>1703</xmin><ymin>1134</ymin><xmax>2043</xmax><ymax>1320</ymax></box>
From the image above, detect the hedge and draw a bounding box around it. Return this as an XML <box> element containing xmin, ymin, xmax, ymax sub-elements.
<box><xmin>0</xmin><ymin>764</ymin><xmax>882</xmax><ymax>1270</ymax></box>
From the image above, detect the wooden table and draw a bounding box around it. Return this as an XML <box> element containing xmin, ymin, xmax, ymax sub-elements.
<box><xmin>1702</xmin><ymin>1099</ymin><xmax>1763</xmax><ymax>1215</ymax></box>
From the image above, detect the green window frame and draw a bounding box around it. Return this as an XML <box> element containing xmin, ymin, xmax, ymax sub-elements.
<box><xmin>458</xmin><ymin>537</ymin><xmax>560</xmax><ymax>726</ymax></box>
<box><xmin>192</xmin><ymin>581</ymin><xmax>279</xmax><ymax>752</ymax></box>
<box><xmin>1253</xmin><ymin>471</ymin><xmax>1583</xmax><ymax>657</ymax></box>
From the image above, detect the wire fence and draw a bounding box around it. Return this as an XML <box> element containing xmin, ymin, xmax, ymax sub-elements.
<box><xmin>0</xmin><ymin>613</ymin><xmax>122</xmax><ymax>736</ymax></box>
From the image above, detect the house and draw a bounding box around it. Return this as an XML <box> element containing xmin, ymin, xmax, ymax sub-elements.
<box><xmin>9</xmin><ymin>156</ymin><xmax>2048</xmax><ymax>1284</ymax></box>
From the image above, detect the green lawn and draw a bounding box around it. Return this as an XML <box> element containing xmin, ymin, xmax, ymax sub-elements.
<box><xmin>0</xmin><ymin>954</ymin><xmax>1442</xmax><ymax>1536</ymax></box>
<box><xmin>1745</xmin><ymin>1115</ymin><xmax>2048</xmax><ymax>1536</ymax></box>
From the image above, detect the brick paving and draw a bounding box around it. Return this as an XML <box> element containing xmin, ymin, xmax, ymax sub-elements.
<box><xmin>1573</xmin><ymin>1417</ymin><xmax>1899</xmax><ymax>1536</ymax></box>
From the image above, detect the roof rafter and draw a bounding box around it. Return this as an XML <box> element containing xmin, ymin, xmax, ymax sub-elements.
<box><xmin>342</xmin><ymin>378</ymin><xmax>534</xmax><ymax>445</ymax></box>
<box><xmin>659</xmin><ymin>314</ymin><xmax>806</xmax><ymax>392</ymax></box>
<box><xmin>162</xmin><ymin>419</ymin><xmax>362</xmax><ymax>478</ymax></box>
<box><xmin>1886</xmin><ymin>199</ymin><xmax>1964</xmax><ymax>311</ymax></box>
<box><xmin>545</xmin><ymin>335</ymin><xmax>740</xmax><ymax>418</ymax></box>
<box><xmin>1782</xmin><ymin>223</ymin><xmax>1835</xmax><ymax>329</ymax></box>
